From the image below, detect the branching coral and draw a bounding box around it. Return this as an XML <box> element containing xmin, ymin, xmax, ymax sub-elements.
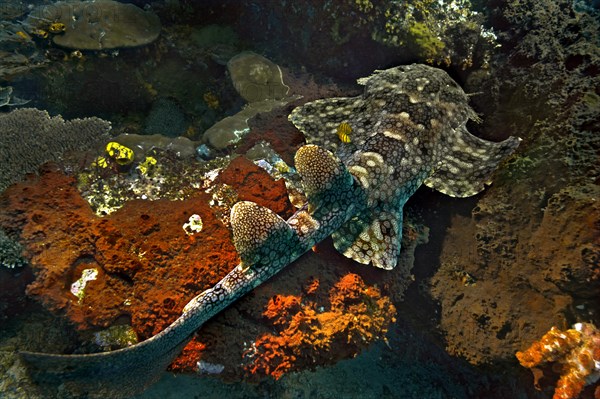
<box><xmin>0</xmin><ymin>108</ymin><xmax>110</xmax><ymax>193</ymax></box>
<box><xmin>243</xmin><ymin>273</ymin><xmax>396</xmax><ymax>380</ymax></box>
<box><xmin>516</xmin><ymin>323</ymin><xmax>600</xmax><ymax>399</ymax></box>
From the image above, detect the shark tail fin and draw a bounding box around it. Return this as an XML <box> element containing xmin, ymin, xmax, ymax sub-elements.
<box><xmin>18</xmin><ymin>338</ymin><xmax>185</xmax><ymax>399</ymax></box>
<box><xmin>231</xmin><ymin>201</ymin><xmax>294</xmax><ymax>268</ymax></box>
<box><xmin>425</xmin><ymin>126</ymin><xmax>521</xmax><ymax>197</ymax></box>
<box><xmin>332</xmin><ymin>208</ymin><xmax>403</xmax><ymax>270</ymax></box>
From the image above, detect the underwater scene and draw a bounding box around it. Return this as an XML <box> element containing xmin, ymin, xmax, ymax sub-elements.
<box><xmin>0</xmin><ymin>0</ymin><xmax>599</xmax><ymax>398</ymax></box>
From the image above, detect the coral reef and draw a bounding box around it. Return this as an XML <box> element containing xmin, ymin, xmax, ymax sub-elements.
<box><xmin>0</xmin><ymin>157</ymin><xmax>293</xmax><ymax>341</ymax></box>
<box><xmin>0</xmin><ymin>20</ymin><xmax>49</xmax><ymax>81</ymax></box>
<box><xmin>243</xmin><ymin>273</ymin><xmax>396</xmax><ymax>380</ymax></box>
<box><xmin>429</xmin><ymin>180</ymin><xmax>599</xmax><ymax>365</ymax></box>
<box><xmin>75</xmin><ymin>142</ymin><xmax>229</xmax><ymax>216</ymax></box>
<box><xmin>0</xmin><ymin>137</ymin><xmax>431</xmax><ymax>394</ymax></box>
<box><xmin>429</xmin><ymin>0</ymin><xmax>600</xmax><ymax>367</ymax></box>
<box><xmin>0</xmin><ymin>0</ymin><xmax>596</xmax><ymax>396</ymax></box>
<box><xmin>517</xmin><ymin>323</ymin><xmax>600</xmax><ymax>399</ymax></box>
<box><xmin>233</xmin><ymin>0</ymin><xmax>496</xmax><ymax>79</ymax></box>
<box><xmin>25</xmin><ymin>0</ymin><xmax>161</xmax><ymax>50</ymax></box>
<box><xmin>371</xmin><ymin>0</ymin><xmax>497</xmax><ymax>68</ymax></box>
<box><xmin>0</xmin><ymin>108</ymin><xmax>111</xmax><ymax>193</ymax></box>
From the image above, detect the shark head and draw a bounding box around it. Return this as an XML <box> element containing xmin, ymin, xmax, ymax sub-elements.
<box><xmin>290</xmin><ymin>64</ymin><xmax>520</xmax><ymax>269</ymax></box>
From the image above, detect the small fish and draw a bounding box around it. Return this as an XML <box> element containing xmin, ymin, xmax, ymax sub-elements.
<box><xmin>31</xmin><ymin>29</ymin><xmax>48</xmax><ymax>39</ymax></box>
<box><xmin>336</xmin><ymin>122</ymin><xmax>352</xmax><ymax>143</ymax></box>
<box><xmin>48</xmin><ymin>22</ymin><xmax>66</xmax><ymax>33</ymax></box>
<box><xmin>70</xmin><ymin>50</ymin><xmax>83</xmax><ymax>59</ymax></box>
<box><xmin>15</xmin><ymin>31</ymin><xmax>31</xmax><ymax>41</ymax></box>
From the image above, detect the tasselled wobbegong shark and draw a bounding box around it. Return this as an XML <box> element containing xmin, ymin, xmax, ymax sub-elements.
<box><xmin>18</xmin><ymin>64</ymin><xmax>520</xmax><ymax>398</ymax></box>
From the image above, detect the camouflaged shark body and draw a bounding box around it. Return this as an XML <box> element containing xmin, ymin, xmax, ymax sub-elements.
<box><xmin>18</xmin><ymin>145</ymin><xmax>363</xmax><ymax>398</ymax></box>
<box><xmin>18</xmin><ymin>64</ymin><xmax>519</xmax><ymax>398</ymax></box>
<box><xmin>289</xmin><ymin>63</ymin><xmax>521</xmax><ymax>269</ymax></box>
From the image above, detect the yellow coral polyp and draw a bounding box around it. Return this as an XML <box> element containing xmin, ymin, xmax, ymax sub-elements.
<box><xmin>106</xmin><ymin>142</ymin><xmax>134</xmax><ymax>165</ymax></box>
<box><xmin>92</xmin><ymin>156</ymin><xmax>109</xmax><ymax>168</ymax></box>
<box><xmin>137</xmin><ymin>156</ymin><xmax>157</xmax><ymax>175</ymax></box>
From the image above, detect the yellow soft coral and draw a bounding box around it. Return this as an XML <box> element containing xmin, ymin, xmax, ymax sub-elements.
<box><xmin>106</xmin><ymin>142</ymin><xmax>134</xmax><ymax>165</ymax></box>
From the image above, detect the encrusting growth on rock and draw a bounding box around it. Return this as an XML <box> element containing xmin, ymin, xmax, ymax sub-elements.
<box><xmin>243</xmin><ymin>273</ymin><xmax>396</xmax><ymax>380</ymax></box>
<box><xmin>516</xmin><ymin>323</ymin><xmax>600</xmax><ymax>399</ymax></box>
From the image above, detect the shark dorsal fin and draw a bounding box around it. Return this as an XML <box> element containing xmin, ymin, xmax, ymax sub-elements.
<box><xmin>231</xmin><ymin>201</ymin><xmax>293</xmax><ymax>269</ymax></box>
<box><xmin>294</xmin><ymin>144</ymin><xmax>355</xmax><ymax>215</ymax></box>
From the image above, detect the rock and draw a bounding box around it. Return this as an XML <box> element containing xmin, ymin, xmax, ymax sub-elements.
<box><xmin>202</xmin><ymin>52</ymin><xmax>301</xmax><ymax>149</ymax></box>
<box><xmin>227</xmin><ymin>52</ymin><xmax>290</xmax><ymax>103</ymax></box>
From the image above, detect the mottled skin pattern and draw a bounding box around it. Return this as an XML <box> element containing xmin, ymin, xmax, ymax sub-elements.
<box><xmin>18</xmin><ymin>64</ymin><xmax>519</xmax><ymax>398</ymax></box>
<box><xmin>289</xmin><ymin>63</ymin><xmax>521</xmax><ymax>269</ymax></box>
<box><xmin>19</xmin><ymin>145</ymin><xmax>364</xmax><ymax>398</ymax></box>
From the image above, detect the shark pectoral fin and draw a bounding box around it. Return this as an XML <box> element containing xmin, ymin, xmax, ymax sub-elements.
<box><xmin>294</xmin><ymin>144</ymin><xmax>355</xmax><ymax>215</ymax></box>
<box><xmin>231</xmin><ymin>201</ymin><xmax>294</xmax><ymax>268</ymax></box>
<box><xmin>288</xmin><ymin>97</ymin><xmax>363</xmax><ymax>152</ymax></box>
<box><xmin>332</xmin><ymin>208</ymin><xmax>402</xmax><ymax>270</ymax></box>
<box><xmin>424</xmin><ymin>126</ymin><xmax>521</xmax><ymax>197</ymax></box>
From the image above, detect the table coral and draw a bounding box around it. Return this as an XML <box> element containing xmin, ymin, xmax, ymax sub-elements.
<box><xmin>25</xmin><ymin>0</ymin><xmax>161</xmax><ymax>50</ymax></box>
<box><xmin>243</xmin><ymin>273</ymin><xmax>396</xmax><ymax>380</ymax></box>
<box><xmin>516</xmin><ymin>323</ymin><xmax>600</xmax><ymax>399</ymax></box>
